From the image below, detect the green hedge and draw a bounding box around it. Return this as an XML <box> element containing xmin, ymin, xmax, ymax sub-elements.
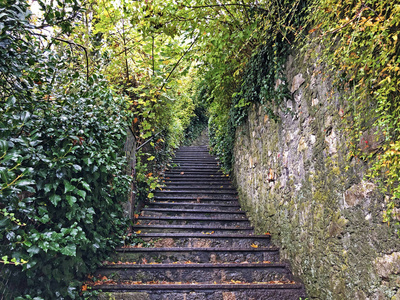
<box><xmin>0</xmin><ymin>2</ymin><xmax>131</xmax><ymax>298</ymax></box>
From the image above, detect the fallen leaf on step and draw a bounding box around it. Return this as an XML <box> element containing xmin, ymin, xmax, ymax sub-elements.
<box><xmin>251</xmin><ymin>243</ymin><xmax>258</xmax><ymax>248</ymax></box>
<box><xmin>135</xmin><ymin>230</ymin><xmax>141</xmax><ymax>234</ymax></box>
<box><xmin>231</xmin><ymin>280</ymin><xmax>241</xmax><ymax>284</ymax></box>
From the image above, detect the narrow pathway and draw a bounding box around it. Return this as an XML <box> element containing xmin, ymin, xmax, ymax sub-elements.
<box><xmin>94</xmin><ymin>145</ymin><xmax>306</xmax><ymax>299</ymax></box>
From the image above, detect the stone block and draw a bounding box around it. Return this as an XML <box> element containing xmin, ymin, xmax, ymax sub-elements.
<box><xmin>291</xmin><ymin>73</ymin><xmax>305</xmax><ymax>93</ymax></box>
<box><xmin>375</xmin><ymin>252</ymin><xmax>400</xmax><ymax>278</ymax></box>
<box><xmin>358</xmin><ymin>128</ymin><xmax>385</xmax><ymax>154</ymax></box>
<box><xmin>343</xmin><ymin>181</ymin><xmax>375</xmax><ymax>208</ymax></box>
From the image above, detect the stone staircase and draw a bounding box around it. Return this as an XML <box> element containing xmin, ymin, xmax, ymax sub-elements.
<box><xmin>93</xmin><ymin>146</ymin><xmax>307</xmax><ymax>299</ymax></box>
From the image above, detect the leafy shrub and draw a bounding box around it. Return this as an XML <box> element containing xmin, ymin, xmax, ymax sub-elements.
<box><xmin>0</xmin><ymin>2</ymin><xmax>131</xmax><ymax>298</ymax></box>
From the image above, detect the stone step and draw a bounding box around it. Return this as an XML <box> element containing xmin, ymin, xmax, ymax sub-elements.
<box><xmin>161</xmin><ymin>185</ymin><xmax>234</xmax><ymax>190</ymax></box>
<box><xmin>171</xmin><ymin>163</ymin><xmax>219</xmax><ymax>167</ymax></box>
<box><xmin>172</xmin><ymin>161</ymin><xmax>219</xmax><ymax>165</ymax></box>
<box><xmin>158</xmin><ymin>187</ymin><xmax>237</xmax><ymax>193</ymax></box>
<box><xmin>155</xmin><ymin>191</ymin><xmax>238</xmax><ymax>198</ymax></box>
<box><xmin>172</xmin><ymin>165</ymin><xmax>220</xmax><ymax>168</ymax></box>
<box><xmin>172</xmin><ymin>162</ymin><xmax>219</xmax><ymax>166</ymax></box>
<box><xmin>132</xmin><ymin>224</ymin><xmax>254</xmax><ymax>234</ymax></box>
<box><xmin>173</xmin><ymin>155</ymin><xmax>215</xmax><ymax>159</ymax></box>
<box><xmin>95</xmin><ymin>262</ymin><xmax>292</xmax><ymax>283</ymax></box>
<box><xmin>162</xmin><ymin>181</ymin><xmax>232</xmax><ymax>185</ymax></box>
<box><xmin>136</xmin><ymin>216</ymin><xmax>250</xmax><ymax>226</ymax></box>
<box><xmin>153</xmin><ymin>196</ymin><xmax>239</xmax><ymax>205</ymax></box>
<box><xmin>175</xmin><ymin>149</ymin><xmax>209</xmax><ymax>152</ymax></box>
<box><xmin>112</xmin><ymin>247</ymin><xmax>281</xmax><ymax>264</ymax></box>
<box><xmin>174</xmin><ymin>157</ymin><xmax>214</xmax><ymax>159</ymax></box>
<box><xmin>162</xmin><ymin>178</ymin><xmax>232</xmax><ymax>184</ymax></box>
<box><xmin>141</xmin><ymin>208</ymin><xmax>245</xmax><ymax>217</ymax></box>
<box><xmin>163</xmin><ymin>174</ymin><xmax>230</xmax><ymax>179</ymax></box>
<box><xmin>165</xmin><ymin>170</ymin><xmax>224</xmax><ymax>175</ymax></box>
<box><xmin>145</xmin><ymin>202</ymin><xmax>242</xmax><ymax>211</ymax></box>
<box><xmin>96</xmin><ymin>283</ymin><xmax>306</xmax><ymax>300</ymax></box>
<box><xmin>135</xmin><ymin>233</ymin><xmax>272</xmax><ymax>248</ymax></box>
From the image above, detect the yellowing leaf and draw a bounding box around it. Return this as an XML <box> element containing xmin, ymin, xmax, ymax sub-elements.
<box><xmin>251</xmin><ymin>243</ymin><xmax>258</xmax><ymax>248</ymax></box>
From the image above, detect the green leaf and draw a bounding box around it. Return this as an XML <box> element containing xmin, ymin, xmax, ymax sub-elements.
<box><xmin>60</xmin><ymin>244</ymin><xmax>76</xmax><ymax>256</ymax></box>
<box><xmin>16</xmin><ymin>179</ymin><xmax>35</xmax><ymax>187</ymax></box>
<box><xmin>64</xmin><ymin>180</ymin><xmax>75</xmax><ymax>193</ymax></box>
<box><xmin>66</xmin><ymin>195</ymin><xmax>77</xmax><ymax>206</ymax></box>
<box><xmin>75</xmin><ymin>189</ymin><xmax>86</xmax><ymax>198</ymax></box>
<box><xmin>81</xmin><ymin>181</ymin><xmax>91</xmax><ymax>191</ymax></box>
<box><xmin>72</xmin><ymin>164</ymin><xmax>82</xmax><ymax>172</ymax></box>
<box><xmin>27</xmin><ymin>246</ymin><xmax>40</xmax><ymax>255</ymax></box>
<box><xmin>44</xmin><ymin>183</ymin><xmax>53</xmax><ymax>193</ymax></box>
<box><xmin>49</xmin><ymin>194</ymin><xmax>61</xmax><ymax>206</ymax></box>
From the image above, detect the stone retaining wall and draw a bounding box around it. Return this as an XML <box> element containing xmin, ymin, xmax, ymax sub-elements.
<box><xmin>233</xmin><ymin>50</ymin><xmax>400</xmax><ymax>299</ymax></box>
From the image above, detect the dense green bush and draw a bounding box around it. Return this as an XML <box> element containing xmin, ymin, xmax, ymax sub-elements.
<box><xmin>0</xmin><ymin>2</ymin><xmax>131</xmax><ymax>298</ymax></box>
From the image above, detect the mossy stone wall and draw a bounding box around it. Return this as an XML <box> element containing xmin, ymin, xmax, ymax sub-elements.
<box><xmin>233</xmin><ymin>50</ymin><xmax>400</xmax><ymax>299</ymax></box>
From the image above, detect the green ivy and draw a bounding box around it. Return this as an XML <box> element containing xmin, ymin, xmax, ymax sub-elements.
<box><xmin>204</xmin><ymin>0</ymin><xmax>308</xmax><ymax>173</ymax></box>
<box><xmin>309</xmin><ymin>0</ymin><xmax>400</xmax><ymax>230</ymax></box>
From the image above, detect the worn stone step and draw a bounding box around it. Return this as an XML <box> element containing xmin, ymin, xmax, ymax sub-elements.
<box><xmin>155</xmin><ymin>191</ymin><xmax>237</xmax><ymax>198</ymax></box>
<box><xmin>145</xmin><ymin>202</ymin><xmax>241</xmax><ymax>211</ymax></box>
<box><xmin>175</xmin><ymin>152</ymin><xmax>210</xmax><ymax>154</ymax></box>
<box><xmin>162</xmin><ymin>179</ymin><xmax>232</xmax><ymax>184</ymax></box>
<box><xmin>172</xmin><ymin>165</ymin><xmax>220</xmax><ymax>168</ymax></box>
<box><xmin>170</xmin><ymin>168</ymin><xmax>222</xmax><ymax>173</ymax></box>
<box><xmin>161</xmin><ymin>185</ymin><xmax>234</xmax><ymax>190</ymax></box>
<box><xmin>173</xmin><ymin>155</ymin><xmax>214</xmax><ymax>159</ymax></box>
<box><xmin>163</xmin><ymin>181</ymin><xmax>232</xmax><ymax>186</ymax></box>
<box><xmin>95</xmin><ymin>262</ymin><xmax>291</xmax><ymax>283</ymax></box>
<box><xmin>96</xmin><ymin>283</ymin><xmax>306</xmax><ymax>300</ymax></box>
<box><xmin>135</xmin><ymin>233</ymin><xmax>272</xmax><ymax>248</ymax></box>
<box><xmin>132</xmin><ymin>224</ymin><xmax>254</xmax><ymax>234</ymax></box>
<box><xmin>142</xmin><ymin>212</ymin><xmax>244</xmax><ymax>219</ymax></box>
<box><xmin>172</xmin><ymin>161</ymin><xmax>218</xmax><ymax>165</ymax></box>
<box><xmin>172</xmin><ymin>162</ymin><xmax>218</xmax><ymax>166</ymax></box>
<box><xmin>174</xmin><ymin>157</ymin><xmax>213</xmax><ymax>159</ymax></box>
<box><xmin>175</xmin><ymin>149</ymin><xmax>209</xmax><ymax>153</ymax></box>
<box><xmin>153</xmin><ymin>196</ymin><xmax>239</xmax><ymax>204</ymax></box>
<box><xmin>163</xmin><ymin>174</ymin><xmax>230</xmax><ymax>179</ymax></box>
<box><xmin>154</xmin><ymin>194</ymin><xmax>237</xmax><ymax>200</ymax></box>
<box><xmin>172</xmin><ymin>163</ymin><xmax>219</xmax><ymax>167</ymax></box>
<box><xmin>153</xmin><ymin>199</ymin><xmax>240</xmax><ymax>205</ymax></box>
<box><xmin>136</xmin><ymin>216</ymin><xmax>250</xmax><ymax>226</ymax></box>
<box><xmin>112</xmin><ymin>247</ymin><xmax>280</xmax><ymax>264</ymax></box>
<box><xmin>158</xmin><ymin>187</ymin><xmax>237</xmax><ymax>193</ymax></box>
<box><xmin>165</xmin><ymin>170</ymin><xmax>224</xmax><ymax>175</ymax></box>
<box><xmin>141</xmin><ymin>208</ymin><xmax>245</xmax><ymax>216</ymax></box>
